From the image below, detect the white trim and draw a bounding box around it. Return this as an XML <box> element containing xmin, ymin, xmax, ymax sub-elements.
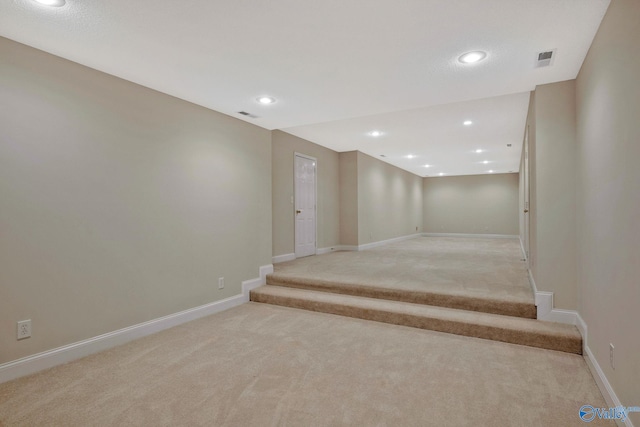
<box><xmin>259</xmin><ymin>264</ymin><xmax>273</xmax><ymax>283</ymax></box>
<box><xmin>528</xmin><ymin>268</ymin><xmax>538</xmax><ymax>293</ymax></box>
<box><xmin>294</xmin><ymin>152</ymin><xmax>318</xmax><ymax>259</ymax></box>
<box><xmin>576</xmin><ymin>312</ymin><xmax>588</xmax><ymax>351</ymax></box>
<box><xmin>535</xmin><ymin>292</ymin><xmax>554</xmax><ymax>319</ymax></box>
<box><xmin>241</xmin><ymin>264</ymin><xmax>272</xmax><ymax>303</ymax></box>
<box><xmin>423</xmin><ymin>233</ymin><xmax>518</xmax><ymax>239</ymax></box>
<box><xmin>358</xmin><ymin>233</ymin><xmax>423</xmax><ymax>251</ymax></box>
<box><xmin>528</xmin><ymin>269</ymin><xmax>579</xmax><ymax>325</ymax></box>
<box><xmin>584</xmin><ymin>344</ymin><xmax>635</xmax><ymax>427</ymax></box>
<box><xmin>0</xmin><ymin>264</ymin><xmax>272</xmax><ymax>384</ymax></box>
<box><xmin>316</xmin><ymin>247</ymin><xmax>340</xmax><ymax>255</ymax></box>
<box><xmin>540</xmin><ymin>308</ymin><xmax>579</xmax><ymax>325</ymax></box>
<box><xmin>272</xmin><ymin>253</ymin><xmax>295</xmax><ymax>264</ymax></box>
<box><xmin>519</xmin><ymin>236</ymin><xmax>527</xmax><ymax>261</ymax></box>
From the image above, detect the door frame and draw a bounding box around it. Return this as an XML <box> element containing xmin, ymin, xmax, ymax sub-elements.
<box><xmin>294</xmin><ymin>152</ymin><xmax>318</xmax><ymax>258</ymax></box>
<box><xmin>523</xmin><ymin>126</ymin><xmax>530</xmax><ymax>265</ymax></box>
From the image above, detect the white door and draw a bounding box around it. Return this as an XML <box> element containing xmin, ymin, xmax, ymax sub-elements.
<box><xmin>294</xmin><ymin>154</ymin><xmax>317</xmax><ymax>258</ymax></box>
<box><xmin>523</xmin><ymin>126</ymin><xmax>530</xmax><ymax>263</ymax></box>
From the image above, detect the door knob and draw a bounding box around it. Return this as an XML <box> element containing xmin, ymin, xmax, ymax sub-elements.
<box><xmin>296</xmin><ymin>210</ymin><xmax>302</xmax><ymax>214</ymax></box>
<box><xmin>524</xmin><ymin>209</ymin><xmax>529</xmax><ymax>213</ymax></box>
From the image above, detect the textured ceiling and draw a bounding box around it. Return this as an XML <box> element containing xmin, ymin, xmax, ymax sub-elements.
<box><xmin>0</xmin><ymin>0</ymin><xmax>610</xmax><ymax>176</ymax></box>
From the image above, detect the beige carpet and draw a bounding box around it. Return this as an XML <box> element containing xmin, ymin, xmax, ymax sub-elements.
<box><xmin>0</xmin><ymin>303</ymin><xmax>611</xmax><ymax>426</ymax></box>
<box><xmin>251</xmin><ymin>285</ymin><xmax>582</xmax><ymax>354</ymax></box>
<box><xmin>271</xmin><ymin>237</ymin><xmax>536</xmax><ymax>318</ymax></box>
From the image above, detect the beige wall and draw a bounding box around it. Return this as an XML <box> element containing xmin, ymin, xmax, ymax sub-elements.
<box><xmin>423</xmin><ymin>173</ymin><xmax>519</xmax><ymax>235</ymax></box>
<box><xmin>357</xmin><ymin>152</ymin><xmax>423</xmax><ymax>244</ymax></box>
<box><xmin>338</xmin><ymin>151</ymin><xmax>359</xmax><ymax>246</ymax></box>
<box><xmin>0</xmin><ymin>37</ymin><xmax>272</xmax><ymax>364</ymax></box>
<box><xmin>528</xmin><ymin>80</ymin><xmax>578</xmax><ymax>310</ymax></box>
<box><xmin>271</xmin><ymin>130</ymin><xmax>340</xmax><ymax>256</ymax></box>
<box><xmin>575</xmin><ymin>0</ymin><xmax>640</xmax><ymax>421</ymax></box>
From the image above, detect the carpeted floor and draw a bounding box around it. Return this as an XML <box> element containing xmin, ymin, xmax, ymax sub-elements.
<box><xmin>271</xmin><ymin>237</ymin><xmax>535</xmax><ymax>317</ymax></box>
<box><xmin>0</xmin><ymin>303</ymin><xmax>611</xmax><ymax>426</ymax></box>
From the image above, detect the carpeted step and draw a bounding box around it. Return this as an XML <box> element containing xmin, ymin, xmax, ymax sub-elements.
<box><xmin>267</xmin><ymin>273</ymin><xmax>537</xmax><ymax>319</ymax></box>
<box><xmin>251</xmin><ymin>285</ymin><xmax>582</xmax><ymax>354</ymax></box>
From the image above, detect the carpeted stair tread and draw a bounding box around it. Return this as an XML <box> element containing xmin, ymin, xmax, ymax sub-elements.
<box><xmin>251</xmin><ymin>285</ymin><xmax>582</xmax><ymax>354</ymax></box>
<box><xmin>267</xmin><ymin>273</ymin><xmax>537</xmax><ymax>319</ymax></box>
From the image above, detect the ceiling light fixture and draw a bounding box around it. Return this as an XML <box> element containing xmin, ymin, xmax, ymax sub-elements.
<box><xmin>423</xmin><ymin>164</ymin><xmax>431</xmax><ymax>168</ymax></box>
<box><xmin>488</xmin><ymin>170</ymin><xmax>494</xmax><ymax>173</ymax></box>
<box><xmin>256</xmin><ymin>96</ymin><xmax>276</xmax><ymax>105</ymax></box>
<box><xmin>458</xmin><ymin>51</ymin><xmax>487</xmax><ymax>64</ymax></box>
<box><xmin>475</xmin><ymin>149</ymin><xmax>483</xmax><ymax>154</ymax></box>
<box><xmin>369</xmin><ymin>130</ymin><xmax>383</xmax><ymax>137</ymax></box>
<box><xmin>463</xmin><ymin>120</ymin><xmax>473</xmax><ymax>126</ymax></box>
<box><xmin>439</xmin><ymin>173</ymin><xmax>445</xmax><ymax>176</ymax></box>
<box><xmin>33</xmin><ymin>0</ymin><xmax>66</xmax><ymax>5</ymax></box>
<box><xmin>483</xmin><ymin>160</ymin><xmax>489</xmax><ymax>164</ymax></box>
<box><xmin>407</xmin><ymin>154</ymin><xmax>415</xmax><ymax>159</ymax></box>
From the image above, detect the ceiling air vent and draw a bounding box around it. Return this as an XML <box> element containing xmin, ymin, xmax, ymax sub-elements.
<box><xmin>238</xmin><ymin>111</ymin><xmax>259</xmax><ymax>118</ymax></box>
<box><xmin>535</xmin><ymin>49</ymin><xmax>556</xmax><ymax>68</ymax></box>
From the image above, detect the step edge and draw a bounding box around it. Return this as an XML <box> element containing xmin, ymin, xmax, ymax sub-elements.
<box><xmin>251</xmin><ymin>285</ymin><xmax>581</xmax><ymax>340</ymax></box>
<box><xmin>250</xmin><ymin>290</ymin><xmax>581</xmax><ymax>354</ymax></box>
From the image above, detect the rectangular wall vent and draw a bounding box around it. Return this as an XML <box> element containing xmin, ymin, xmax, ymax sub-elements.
<box><xmin>535</xmin><ymin>49</ymin><xmax>556</xmax><ymax>68</ymax></box>
<box><xmin>238</xmin><ymin>111</ymin><xmax>259</xmax><ymax>118</ymax></box>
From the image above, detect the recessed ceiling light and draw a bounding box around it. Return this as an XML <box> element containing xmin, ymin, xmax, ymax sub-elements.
<box><xmin>475</xmin><ymin>149</ymin><xmax>483</xmax><ymax>154</ymax></box>
<box><xmin>482</xmin><ymin>160</ymin><xmax>489</xmax><ymax>164</ymax></box>
<box><xmin>423</xmin><ymin>164</ymin><xmax>431</xmax><ymax>168</ymax></box>
<box><xmin>33</xmin><ymin>0</ymin><xmax>65</xmax><ymax>5</ymax></box>
<box><xmin>439</xmin><ymin>172</ymin><xmax>445</xmax><ymax>176</ymax></box>
<box><xmin>256</xmin><ymin>96</ymin><xmax>276</xmax><ymax>105</ymax></box>
<box><xmin>406</xmin><ymin>154</ymin><xmax>416</xmax><ymax>159</ymax></box>
<box><xmin>488</xmin><ymin>170</ymin><xmax>494</xmax><ymax>173</ymax></box>
<box><xmin>458</xmin><ymin>51</ymin><xmax>487</xmax><ymax>64</ymax></box>
<box><xmin>369</xmin><ymin>130</ymin><xmax>383</xmax><ymax>137</ymax></box>
<box><xmin>463</xmin><ymin>120</ymin><xmax>473</xmax><ymax>126</ymax></box>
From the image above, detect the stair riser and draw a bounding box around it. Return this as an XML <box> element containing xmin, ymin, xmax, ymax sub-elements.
<box><xmin>251</xmin><ymin>291</ymin><xmax>581</xmax><ymax>355</ymax></box>
<box><xmin>267</xmin><ymin>276</ymin><xmax>537</xmax><ymax>320</ymax></box>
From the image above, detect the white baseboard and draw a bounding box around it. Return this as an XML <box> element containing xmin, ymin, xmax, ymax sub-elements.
<box><xmin>584</xmin><ymin>341</ymin><xmax>635</xmax><ymax>427</ymax></box>
<box><xmin>241</xmin><ymin>264</ymin><xmax>272</xmax><ymax>303</ymax></box>
<box><xmin>316</xmin><ymin>246</ymin><xmax>341</xmax><ymax>255</ymax></box>
<box><xmin>524</xmin><ymin>269</ymin><xmax>631</xmax><ymax>424</ymax></box>
<box><xmin>528</xmin><ymin>269</ymin><xmax>579</xmax><ymax>325</ymax></box>
<box><xmin>0</xmin><ymin>264</ymin><xmax>272</xmax><ymax>385</ymax></box>
<box><xmin>519</xmin><ymin>236</ymin><xmax>528</xmax><ymax>261</ymax></box>
<box><xmin>358</xmin><ymin>233</ymin><xmax>423</xmax><ymax>251</ymax></box>
<box><xmin>318</xmin><ymin>235</ymin><xmax>422</xmax><ymax>253</ymax></box>
<box><xmin>423</xmin><ymin>232</ymin><xmax>519</xmax><ymax>239</ymax></box>
<box><xmin>272</xmin><ymin>253</ymin><xmax>295</xmax><ymax>264</ymax></box>
<box><xmin>540</xmin><ymin>308</ymin><xmax>580</xmax><ymax>325</ymax></box>
<box><xmin>526</xmin><ymin>268</ymin><xmax>631</xmax><ymax>425</ymax></box>
<box><xmin>260</xmin><ymin>264</ymin><xmax>273</xmax><ymax>282</ymax></box>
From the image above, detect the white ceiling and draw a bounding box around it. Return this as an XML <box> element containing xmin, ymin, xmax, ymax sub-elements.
<box><xmin>0</xmin><ymin>0</ymin><xmax>610</xmax><ymax>176</ymax></box>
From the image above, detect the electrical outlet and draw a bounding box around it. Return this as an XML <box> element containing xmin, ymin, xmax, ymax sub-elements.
<box><xmin>218</xmin><ymin>277</ymin><xmax>224</xmax><ymax>290</ymax></box>
<box><xmin>609</xmin><ymin>343</ymin><xmax>615</xmax><ymax>370</ymax></box>
<box><xmin>17</xmin><ymin>320</ymin><xmax>31</xmax><ymax>340</ymax></box>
